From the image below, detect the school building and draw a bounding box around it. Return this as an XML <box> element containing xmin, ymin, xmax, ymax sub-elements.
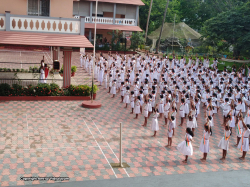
<box><xmin>0</xmin><ymin>0</ymin><xmax>144</xmax><ymax>87</ymax></box>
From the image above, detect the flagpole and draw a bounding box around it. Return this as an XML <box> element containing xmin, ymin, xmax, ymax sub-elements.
<box><xmin>92</xmin><ymin>0</ymin><xmax>98</xmax><ymax>103</ymax></box>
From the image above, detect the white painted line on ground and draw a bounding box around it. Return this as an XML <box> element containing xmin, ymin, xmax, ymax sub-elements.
<box><xmin>83</xmin><ymin>118</ymin><xmax>117</xmax><ymax>178</ymax></box>
<box><xmin>26</xmin><ymin>114</ymin><xmax>30</xmax><ymax>150</ymax></box>
<box><xmin>90</xmin><ymin>116</ymin><xmax>130</xmax><ymax>177</ymax></box>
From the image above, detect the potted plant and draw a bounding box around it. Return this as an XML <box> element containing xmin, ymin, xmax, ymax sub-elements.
<box><xmin>17</xmin><ymin>69</ymin><xmax>20</xmax><ymax>72</ymax></box>
<box><xmin>12</xmin><ymin>69</ymin><xmax>16</xmax><ymax>72</ymax></box>
<box><xmin>71</xmin><ymin>66</ymin><xmax>77</xmax><ymax>77</ymax></box>
<box><xmin>33</xmin><ymin>66</ymin><xmax>39</xmax><ymax>73</ymax></box>
<box><xmin>59</xmin><ymin>65</ymin><xmax>63</xmax><ymax>77</ymax></box>
<box><xmin>91</xmin><ymin>84</ymin><xmax>99</xmax><ymax>100</ymax></box>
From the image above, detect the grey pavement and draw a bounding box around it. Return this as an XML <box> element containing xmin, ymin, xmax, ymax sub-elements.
<box><xmin>11</xmin><ymin>169</ymin><xmax>250</xmax><ymax>187</ymax></box>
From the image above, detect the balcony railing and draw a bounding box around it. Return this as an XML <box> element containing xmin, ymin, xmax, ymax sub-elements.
<box><xmin>0</xmin><ymin>13</ymin><xmax>137</xmax><ymax>35</ymax></box>
<box><xmin>0</xmin><ymin>16</ymin><xmax>5</xmax><ymax>30</ymax></box>
<box><xmin>85</xmin><ymin>17</ymin><xmax>136</xmax><ymax>26</ymax></box>
<box><xmin>0</xmin><ymin>13</ymin><xmax>83</xmax><ymax>35</ymax></box>
<box><xmin>10</xmin><ymin>16</ymin><xmax>80</xmax><ymax>34</ymax></box>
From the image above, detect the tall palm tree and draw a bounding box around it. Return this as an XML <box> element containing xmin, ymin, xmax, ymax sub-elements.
<box><xmin>156</xmin><ymin>0</ymin><xmax>169</xmax><ymax>53</ymax></box>
<box><xmin>144</xmin><ymin>0</ymin><xmax>154</xmax><ymax>42</ymax></box>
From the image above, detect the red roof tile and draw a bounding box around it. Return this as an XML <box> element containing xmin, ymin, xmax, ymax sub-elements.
<box><xmin>85</xmin><ymin>23</ymin><xmax>142</xmax><ymax>31</ymax></box>
<box><xmin>78</xmin><ymin>0</ymin><xmax>144</xmax><ymax>6</ymax></box>
<box><xmin>0</xmin><ymin>31</ymin><xmax>93</xmax><ymax>48</ymax></box>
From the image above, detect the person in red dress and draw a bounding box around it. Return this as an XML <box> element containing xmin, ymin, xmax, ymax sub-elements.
<box><xmin>44</xmin><ymin>64</ymin><xmax>49</xmax><ymax>83</ymax></box>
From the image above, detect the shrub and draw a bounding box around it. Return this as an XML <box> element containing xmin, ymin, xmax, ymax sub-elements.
<box><xmin>71</xmin><ymin>66</ymin><xmax>77</xmax><ymax>73</ymax></box>
<box><xmin>0</xmin><ymin>83</ymin><xmax>11</xmax><ymax>96</ymax></box>
<box><xmin>0</xmin><ymin>83</ymin><xmax>96</xmax><ymax>96</ymax></box>
<box><xmin>24</xmin><ymin>85</ymin><xmax>35</xmax><ymax>96</ymax></box>
<box><xmin>59</xmin><ymin>65</ymin><xmax>63</xmax><ymax>74</ymax></box>
<box><xmin>11</xmin><ymin>84</ymin><xmax>24</xmax><ymax>96</ymax></box>
<box><xmin>16</xmin><ymin>69</ymin><xmax>20</xmax><ymax>72</ymax></box>
<box><xmin>90</xmin><ymin>84</ymin><xmax>99</xmax><ymax>94</ymax></box>
<box><xmin>50</xmin><ymin>83</ymin><xmax>61</xmax><ymax>96</ymax></box>
<box><xmin>35</xmin><ymin>83</ymin><xmax>52</xmax><ymax>96</ymax></box>
<box><xmin>66</xmin><ymin>84</ymin><xmax>91</xmax><ymax>96</ymax></box>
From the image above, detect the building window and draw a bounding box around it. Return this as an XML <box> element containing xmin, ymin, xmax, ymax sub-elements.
<box><xmin>92</xmin><ymin>14</ymin><xmax>103</xmax><ymax>17</ymax></box>
<box><xmin>28</xmin><ymin>0</ymin><xmax>50</xmax><ymax>16</ymax></box>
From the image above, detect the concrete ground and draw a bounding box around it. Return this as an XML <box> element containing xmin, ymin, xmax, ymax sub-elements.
<box><xmin>0</xmin><ymin>49</ymin><xmax>250</xmax><ymax>187</ymax></box>
<box><xmin>12</xmin><ymin>170</ymin><xmax>250</xmax><ymax>187</ymax></box>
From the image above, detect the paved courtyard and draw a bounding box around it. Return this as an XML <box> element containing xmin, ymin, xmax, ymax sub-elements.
<box><xmin>0</xmin><ymin>50</ymin><xmax>250</xmax><ymax>186</ymax></box>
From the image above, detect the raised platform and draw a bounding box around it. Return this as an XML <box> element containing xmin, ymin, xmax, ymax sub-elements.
<box><xmin>82</xmin><ymin>100</ymin><xmax>102</xmax><ymax>109</ymax></box>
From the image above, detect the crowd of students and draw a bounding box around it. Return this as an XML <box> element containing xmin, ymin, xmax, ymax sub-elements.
<box><xmin>80</xmin><ymin>53</ymin><xmax>250</xmax><ymax>163</ymax></box>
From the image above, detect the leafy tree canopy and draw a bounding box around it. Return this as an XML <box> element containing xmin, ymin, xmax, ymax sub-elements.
<box><xmin>140</xmin><ymin>0</ymin><xmax>248</xmax><ymax>33</ymax></box>
<box><xmin>201</xmin><ymin>2</ymin><xmax>250</xmax><ymax>56</ymax></box>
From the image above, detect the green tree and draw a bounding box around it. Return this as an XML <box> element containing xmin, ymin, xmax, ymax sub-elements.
<box><xmin>108</xmin><ymin>30</ymin><xmax>123</xmax><ymax>51</ymax></box>
<box><xmin>156</xmin><ymin>0</ymin><xmax>170</xmax><ymax>53</ymax></box>
<box><xmin>130</xmin><ymin>32</ymin><xmax>145</xmax><ymax>51</ymax></box>
<box><xmin>140</xmin><ymin>0</ymin><xmax>180</xmax><ymax>35</ymax></box>
<box><xmin>145</xmin><ymin>0</ymin><xmax>154</xmax><ymax>42</ymax></box>
<box><xmin>201</xmin><ymin>2</ymin><xmax>250</xmax><ymax>57</ymax></box>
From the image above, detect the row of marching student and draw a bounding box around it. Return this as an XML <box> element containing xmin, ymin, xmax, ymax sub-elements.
<box><xmin>80</xmin><ymin>52</ymin><xmax>250</xmax><ymax>163</ymax></box>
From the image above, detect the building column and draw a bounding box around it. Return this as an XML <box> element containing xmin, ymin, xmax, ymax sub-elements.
<box><xmin>52</xmin><ymin>46</ymin><xmax>59</xmax><ymax>61</ymax></box>
<box><xmin>89</xmin><ymin>29</ymin><xmax>92</xmax><ymax>41</ymax></box>
<box><xmin>5</xmin><ymin>11</ymin><xmax>10</xmax><ymax>31</ymax></box>
<box><xmin>113</xmin><ymin>4</ymin><xmax>116</xmax><ymax>24</ymax></box>
<box><xmin>63</xmin><ymin>49</ymin><xmax>72</xmax><ymax>88</ymax></box>
<box><xmin>80</xmin><ymin>17</ymin><xmax>85</xmax><ymax>35</ymax></box>
<box><xmin>90</xmin><ymin>2</ymin><xmax>93</xmax><ymax>23</ymax></box>
<box><xmin>135</xmin><ymin>6</ymin><xmax>139</xmax><ymax>26</ymax></box>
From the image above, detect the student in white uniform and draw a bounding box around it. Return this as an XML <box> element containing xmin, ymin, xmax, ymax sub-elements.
<box><xmin>158</xmin><ymin>95</ymin><xmax>164</xmax><ymax>118</ymax></box>
<box><xmin>108</xmin><ymin>74</ymin><xmax>112</xmax><ymax>93</ymax></box>
<box><xmin>103</xmin><ymin>70</ymin><xmax>108</xmax><ymax>89</ymax></box>
<box><xmin>98</xmin><ymin>65</ymin><xmax>104</xmax><ymax>86</ymax></box>
<box><xmin>177</xmin><ymin>127</ymin><xmax>194</xmax><ymax>163</ymax></box>
<box><xmin>123</xmin><ymin>86</ymin><xmax>130</xmax><ymax>108</ymax></box>
<box><xmin>237</xmin><ymin>116</ymin><xmax>250</xmax><ymax>160</ymax></box>
<box><xmin>151</xmin><ymin>108</ymin><xmax>159</xmax><ymax>137</ymax></box>
<box><xmin>218</xmin><ymin>116</ymin><xmax>231</xmax><ymax>160</ymax></box>
<box><xmin>179</xmin><ymin>98</ymin><xmax>186</xmax><ymax>126</ymax></box>
<box><xmin>134</xmin><ymin>96</ymin><xmax>141</xmax><ymax>119</ymax></box>
<box><xmin>120</xmin><ymin>82</ymin><xmax>125</xmax><ymax>103</ymax></box>
<box><xmin>148</xmin><ymin>95</ymin><xmax>153</xmax><ymax>117</ymax></box>
<box><xmin>39</xmin><ymin>65</ymin><xmax>45</xmax><ymax>83</ymax></box>
<box><xmin>235</xmin><ymin>112</ymin><xmax>244</xmax><ymax>147</ymax></box>
<box><xmin>164</xmin><ymin>98</ymin><xmax>171</xmax><ymax>126</ymax></box>
<box><xmin>111</xmin><ymin>79</ymin><xmax>117</xmax><ymax>98</ymax></box>
<box><xmin>166</xmin><ymin>116</ymin><xmax>175</xmax><ymax>147</ymax></box>
<box><xmin>199</xmin><ymin>122</ymin><xmax>212</xmax><ymax>162</ymax></box>
<box><xmin>244</xmin><ymin>108</ymin><xmax>250</xmax><ymax>124</ymax></box>
<box><xmin>80</xmin><ymin>54</ymin><xmax>83</xmax><ymax>67</ymax></box>
<box><xmin>142</xmin><ymin>98</ymin><xmax>149</xmax><ymax>127</ymax></box>
<box><xmin>130</xmin><ymin>91</ymin><xmax>135</xmax><ymax>114</ymax></box>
